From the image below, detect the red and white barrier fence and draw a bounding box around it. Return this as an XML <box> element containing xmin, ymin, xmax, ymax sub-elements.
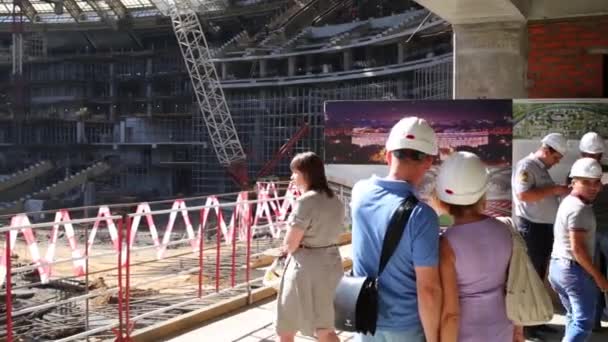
<box><xmin>0</xmin><ymin>181</ymin><xmax>300</xmax><ymax>342</ymax></box>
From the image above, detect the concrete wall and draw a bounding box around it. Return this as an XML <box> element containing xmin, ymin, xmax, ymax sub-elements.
<box><xmin>527</xmin><ymin>15</ymin><xmax>608</xmax><ymax>98</ymax></box>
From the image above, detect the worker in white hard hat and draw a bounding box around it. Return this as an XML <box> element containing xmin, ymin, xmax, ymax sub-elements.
<box><xmin>580</xmin><ymin>132</ymin><xmax>605</xmax><ymax>156</ymax></box>
<box><xmin>549</xmin><ymin>158</ymin><xmax>608</xmax><ymax>342</ymax></box>
<box><xmin>576</xmin><ymin>132</ymin><xmax>608</xmax><ymax>331</ymax></box>
<box><xmin>433</xmin><ymin>152</ymin><xmax>519</xmax><ymax>342</ymax></box>
<box><xmin>351</xmin><ymin>117</ymin><xmax>441</xmax><ymax>342</ymax></box>
<box><xmin>511</xmin><ymin>132</ymin><xmax>569</xmax><ymax>339</ymax></box>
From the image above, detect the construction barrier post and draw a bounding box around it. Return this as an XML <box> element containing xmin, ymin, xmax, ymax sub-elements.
<box><xmin>116</xmin><ymin>217</ymin><xmax>124</xmax><ymax>342</ymax></box>
<box><xmin>215</xmin><ymin>212</ymin><xmax>221</xmax><ymax>292</ymax></box>
<box><xmin>198</xmin><ymin>209</ymin><xmax>204</xmax><ymax>298</ymax></box>
<box><xmin>245</xmin><ymin>198</ymin><xmax>252</xmax><ymax>305</ymax></box>
<box><xmin>125</xmin><ymin>216</ymin><xmax>132</xmax><ymax>339</ymax></box>
<box><xmin>5</xmin><ymin>231</ymin><xmax>13</xmax><ymax>342</ymax></box>
<box><xmin>231</xmin><ymin>213</ymin><xmax>237</xmax><ymax>288</ymax></box>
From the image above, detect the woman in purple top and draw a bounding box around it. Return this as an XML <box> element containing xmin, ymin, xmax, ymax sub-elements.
<box><xmin>433</xmin><ymin>152</ymin><xmax>521</xmax><ymax>342</ymax></box>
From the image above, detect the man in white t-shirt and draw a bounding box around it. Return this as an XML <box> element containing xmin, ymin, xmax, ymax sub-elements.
<box><xmin>577</xmin><ymin>132</ymin><xmax>608</xmax><ymax>330</ymax></box>
<box><xmin>549</xmin><ymin>158</ymin><xmax>608</xmax><ymax>341</ymax></box>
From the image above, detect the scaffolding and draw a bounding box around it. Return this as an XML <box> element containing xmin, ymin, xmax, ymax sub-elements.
<box><xmin>0</xmin><ymin>55</ymin><xmax>452</xmax><ymax>199</ymax></box>
<box><xmin>0</xmin><ymin>2</ymin><xmax>453</xmax><ymax>199</ymax></box>
<box><xmin>192</xmin><ymin>59</ymin><xmax>453</xmax><ymax>194</ymax></box>
<box><xmin>413</xmin><ymin>58</ymin><xmax>452</xmax><ymax>100</ymax></box>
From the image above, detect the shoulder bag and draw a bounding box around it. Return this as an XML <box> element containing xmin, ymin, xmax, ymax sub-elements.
<box><xmin>333</xmin><ymin>196</ymin><xmax>418</xmax><ymax>335</ymax></box>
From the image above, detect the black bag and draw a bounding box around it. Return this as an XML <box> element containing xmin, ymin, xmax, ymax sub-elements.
<box><xmin>333</xmin><ymin>196</ymin><xmax>418</xmax><ymax>335</ymax></box>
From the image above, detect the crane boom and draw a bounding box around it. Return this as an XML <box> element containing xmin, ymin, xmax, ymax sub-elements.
<box><xmin>150</xmin><ymin>0</ymin><xmax>248</xmax><ymax>185</ymax></box>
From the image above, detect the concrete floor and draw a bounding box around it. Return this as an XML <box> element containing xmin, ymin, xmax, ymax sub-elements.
<box><xmin>166</xmin><ymin>299</ymin><xmax>608</xmax><ymax>342</ymax></box>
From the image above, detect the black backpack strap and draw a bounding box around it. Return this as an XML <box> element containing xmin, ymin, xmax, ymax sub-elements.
<box><xmin>378</xmin><ymin>196</ymin><xmax>419</xmax><ymax>276</ymax></box>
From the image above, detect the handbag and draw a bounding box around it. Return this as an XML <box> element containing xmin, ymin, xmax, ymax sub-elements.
<box><xmin>496</xmin><ymin>217</ymin><xmax>554</xmax><ymax>326</ymax></box>
<box><xmin>262</xmin><ymin>256</ymin><xmax>287</xmax><ymax>291</ymax></box>
<box><xmin>333</xmin><ymin>196</ymin><xmax>418</xmax><ymax>335</ymax></box>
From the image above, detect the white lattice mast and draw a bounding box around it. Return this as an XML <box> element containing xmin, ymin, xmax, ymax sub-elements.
<box><xmin>151</xmin><ymin>0</ymin><xmax>248</xmax><ymax>185</ymax></box>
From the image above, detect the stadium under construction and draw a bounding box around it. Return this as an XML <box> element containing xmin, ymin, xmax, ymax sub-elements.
<box><xmin>0</xmin><ymin>0</ymin><xmax>452</xmax><ymax>214</ymax></box>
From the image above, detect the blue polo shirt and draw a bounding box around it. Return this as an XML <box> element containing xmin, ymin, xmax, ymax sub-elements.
<box><xmin>351</xmin><ymin>176</ymin><xmax>439</xmax><ymax>331</ymax></box>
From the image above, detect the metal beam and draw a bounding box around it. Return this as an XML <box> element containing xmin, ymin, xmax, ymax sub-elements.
<box><xmin>82</xmin><ymin>31</ymin><xmax>98</xmax><ymax>50</ymax></box>
<box><xmin>15</xmin><ymin>0</ymin><xmax>40</xmax><ymax>22</ymax></box>
<box><xmin>127</xmin><ymin>30</ymin><xmax>144</xmax><ymax>49</ymax></box>
<box><xmin>104</xmin><ymin>0</ymin><xmax>130</xmax><ymax>20</ymax></box>
<box><xmin>84</xmin><ymin>0</ymin><xmax>118</xmax><ymax>29</ymax></box>
<box><xmin>62</xmin><ymin>0</ymin><xmax>86</xmax><ymax>22</ymax></box>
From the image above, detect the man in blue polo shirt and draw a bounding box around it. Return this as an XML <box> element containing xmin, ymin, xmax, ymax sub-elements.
<box><xmin>351</xmin><ymin>117</ymin><xmax>442</xmax><ymax>342</ymax></box>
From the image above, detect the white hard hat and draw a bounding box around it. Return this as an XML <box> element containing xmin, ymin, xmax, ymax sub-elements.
<box><xmin>570</xmin><ymin>157</ymin><xmax>602</xmax><ymax>179</ymax></box>
<box><xmin>541</xmin><ymin>133</ymin><xmax>567</xmax><ymax>155</ymax></box>
<box><xmin>579</xmin><ymin>132</ymin><xmax>605</xmax><ymax>154</ymax></box>
<box><xmin>386</xmin><ymin>117</ymin><xmax>438</xmax><ymax>155</ymax></box>
<box><xmin>436</xmin><ymin>151</ymin><xmax>489</xmax><ymax>205</ymax></box>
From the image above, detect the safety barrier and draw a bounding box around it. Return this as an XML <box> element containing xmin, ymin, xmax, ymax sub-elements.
<box><xmin>0</xmin><ymin>181</ymin><xmax>300</xmax><ymax>341</ymax></box>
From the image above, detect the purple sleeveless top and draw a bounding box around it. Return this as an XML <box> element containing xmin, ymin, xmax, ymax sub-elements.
<box><xmin>443</xmin><ymin>217</ymin><xmax>514</xmax><ymax>342</ymax></box>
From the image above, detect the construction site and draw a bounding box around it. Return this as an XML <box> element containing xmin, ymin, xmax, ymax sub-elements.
<box><xmin>2</xmin><ymin>0</ymin><xmax>607</xmax><ymax>340</ymax></box>
<box><xmin>0</xmin><ymin>0</ymin><xmax>451</xmax><ymax>340</ymax></box>
<box><xmin>0</xmin><ymin>0</ymin><xmax>451</xmax><ymax>214</ymax></box>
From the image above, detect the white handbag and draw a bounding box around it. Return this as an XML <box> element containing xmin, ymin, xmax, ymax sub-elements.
<box><xmin>263</xmin><ymin>257</ymin><xmax>286</xmax><ymax>291</ymax></box>
<box><xmin>496</xmin><ymin>217</ymin><xmax>554</xmax><ymax>326</ymax></box>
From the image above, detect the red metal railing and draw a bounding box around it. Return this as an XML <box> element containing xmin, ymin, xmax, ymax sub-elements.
<box><xmin>0</xmin><ymin>181</ymin><xmax>298</xmax><ymax>341</ymax></box>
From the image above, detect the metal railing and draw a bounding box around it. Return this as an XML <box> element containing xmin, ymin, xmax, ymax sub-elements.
<box><xmin>0</xmin><ymin>181</ymin><xmax>301</xmax><ymax>341</ymax></box>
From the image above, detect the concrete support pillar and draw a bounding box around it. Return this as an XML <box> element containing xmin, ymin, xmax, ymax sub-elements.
<box><xmin>305</xmin><ymin>55</ymin><xmax>313</xmax><ymax>74</ymax></box>
<box><xmin>364</xmin><ymin>46</ymin><xmax>373</xmax><ymax>65</ymax></box>
<box><xmin>146</xmin><ymin>58</ymin><xmax>153</xmax><ymax>116</ymax></box>
<box><xmin>221</xmin><ymin>62</ymin><xmax>228</xmax><ymax>79</ymax></box>
<box><xmin>146</xmin><ymin>57</ymin><xmax>153</xmax><ymax>76</ymax></box>
<box><xmin>343</xmin><ymin>49</ymin><xmax>352</xmax><ymax>71</ymax></box>
<box><xmin>76</xmin><ymin>121</ymin><xmax>85</xmax><ymax>143</ymax></box>
<box><xmin>287</xmin><ymin>56</ymin><xmax>296</xmax><ymax>77</ymax></box>
<box><xmin>146</xmin><ymin>83</ymin><xmax>153</xmax><ymax>116</ymax></box>
<box><xmin>42</xmin><ymin>33</ymin><xmax>48</xmax><ymax>57</ymax></box>
<box><xmin>83</xmin><ymin>182</ymin><xmax>95</xmax><ymax>218</ymax></box>
<box><xmin>109</xmin><ymin>63</ymin><xmax>117</xmax><ymax>120</ymax></box>
<box><xmin>453</xmin><ymin>22</ymin><xmax>527</xmax><ymax>99</ymax></box>
<box><xmin>397</xmin><ymin>42</ymin><xmax>407</xmax><ymax>64</ymax></box>
<box><xmin>259</xmin><ymin>59</ymin><xmax>267</xmax><ymax>78</ymax></box>
<box><xmin>120</xmin><ymin>121</ymin><xmax>126</xmax><ymax>143</ymax></box>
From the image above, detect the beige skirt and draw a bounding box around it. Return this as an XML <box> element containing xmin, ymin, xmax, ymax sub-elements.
<box><xmin>275</xmin><ymin>247</ymin><xmax>343</xmax><ymax>337</ymax></box>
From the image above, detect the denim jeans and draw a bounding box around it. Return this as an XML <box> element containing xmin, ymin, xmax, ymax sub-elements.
<box><xmin>549</xmin><ymin>258</ymin><xmax>599</xmax><ymax>342</ymax></box>
<box><xmin>516</xmin><ymin>216</ymin><xmax>553</xmax><ymax>279</ymax></box>
<box><xmin>354</xmin><ymin>327</ymin><xmax>425</xmax><ymax>342</ymax></box>
<box><xmin>595</xmin><ymin>230</ymin><xmax>608</xmax><ymax>325</ymax></box>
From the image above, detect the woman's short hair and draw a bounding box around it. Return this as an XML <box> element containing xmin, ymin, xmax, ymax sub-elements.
<box><xmin>290</xmin><ymin>152</ymin><xmax>335</xmax><ymax>198</ymax></box>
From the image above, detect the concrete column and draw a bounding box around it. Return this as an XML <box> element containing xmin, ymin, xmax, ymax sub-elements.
<box><xmin>146</xmin><ymin>58</ymin><xmax>153</xmax><ymax>116</ymax></box>
<box><xmin>364</xmin><ymin>46</ymin><xmax>373</xmax><ymax>65</ymax></box>
<box><xmin>287</xmin><ymin>56</ymin><xmax>296</xmax><ymax>77</ymax></box>
<box><xmin>83</xmin><ymin>182</ymin><xmax>95</xmax><ymax>218</ymax></box>
<box><xmin>109</xmin><ymin>62</ymin><xmax>117</xmax><ymax>119</ymax></box>
<box><xmin>76</xmin><ymin>121</ymin><xmax>85</xmax><ymax>143</ymax></box>
<box><xmin>42</xmin><ymin>33</ymin><xmax>48</xmax><ymax>57</ymax></box>
<box><xmin>259</xmin><ymin>59</ymin><xmax>267</xmax><ymax>78</ymax></box>
<box><xmin>221</xmin><ymin>62</ymin><xmax>228</xmax><ymax>79</ymax></box>
<box><xmin>397</xmin><ymin>42</ymin><xmax>406</xmax><ymax>64</ymax></box>
<box><xmin>146</xmin><ymin>57</ymin><xmax>153</xmax><ymax>76</ymax></box>
<box><xmin>305</xmin><ymin>55</ymin><xmax>312</xmax><ymax>74</ymax></box>
<box><xmin>120</xmin><ymin>121</ymin><xmax>126</xmax><ymax>143</ymax></box>
<box><xmin>146</xmin><ymin>83</ymin><xmax>153</xmax><ymax>116</ymax></box>
<box><xmin>453</xmin><ymin>22</ymin><xmax>527</xmax><ymax>99</ymax></box>
<box><xmin>343</xmin><ymin>49</ymin><xmax>352</xmax><ymax>71</ymax></box>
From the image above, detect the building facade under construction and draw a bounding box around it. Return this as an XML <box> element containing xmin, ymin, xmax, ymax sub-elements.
<box><xmin>0</xmin><ymin>0</ymin><xmax>452</xmax><ymax>213</ymax></box>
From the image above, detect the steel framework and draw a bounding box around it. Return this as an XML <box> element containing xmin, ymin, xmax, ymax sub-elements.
<box><xmin>150</xmin><ymin>0</ymin><xmax>247</xmax><ymax>186</ymax></box>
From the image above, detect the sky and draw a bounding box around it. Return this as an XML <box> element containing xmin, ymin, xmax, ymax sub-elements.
<box><xmin>324</xmin><ymin>100</ymin><xmax>512</xmax><ymax>127</ymax></box>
